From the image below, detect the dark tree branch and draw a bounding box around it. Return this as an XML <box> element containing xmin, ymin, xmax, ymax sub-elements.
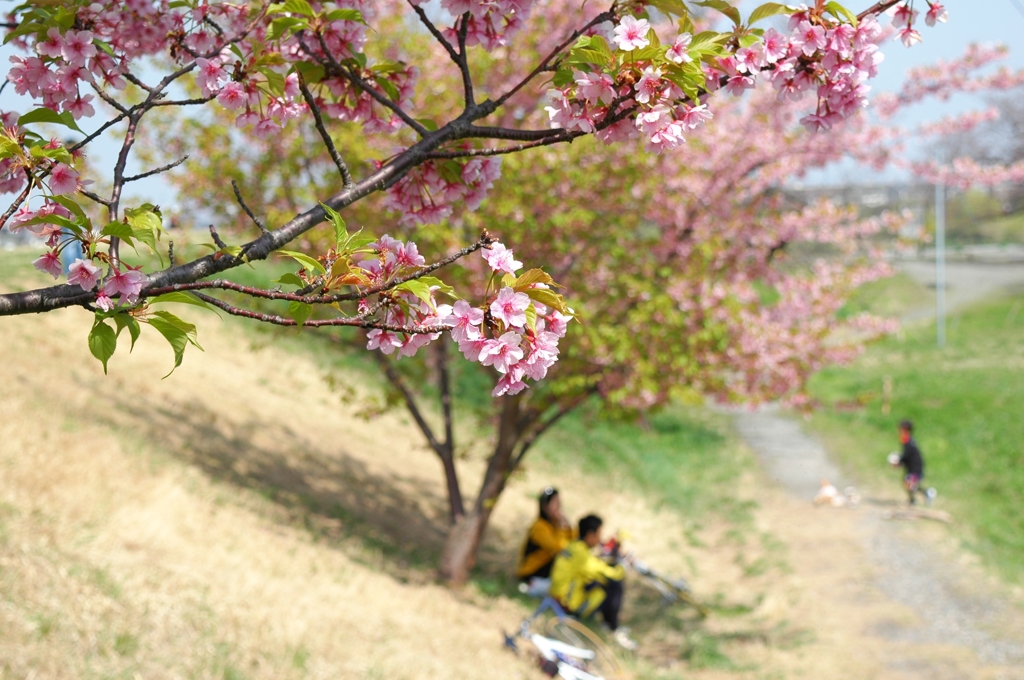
<box><xmin>372</xmin><ymin>351</ymin><xmax>446</xmax><ymax>455</ymax></box>
<box><xmin>455</xmin><ymin>13</ymin><xmax>475</xmax><ymax>107</ymax></box>
<box><xmin>0</xmin><ymin>178</ymin><xmax>33</xmax><ymax>232</ymax></box>
<box><xmin>80</xmin><ymin>189</ymin><xmax>112</xmax><ymax>207</ymax></box>
<box><xmin>405</xmin><ymin>1</ymin><xmax>460</xmax><ymax>66</ymax></box>
<box><xmin>297</xmin><ymin>78</ymin><xmax>355</xmax><ymax>187</ymax></box>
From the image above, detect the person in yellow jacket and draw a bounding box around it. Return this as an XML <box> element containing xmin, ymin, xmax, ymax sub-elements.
<box><xmin>550</xmin><ymin>514</ymin><xmax>637</xmax><ymax>650</ymax></box>
<box><xmin>517</xmin><ymin>487</ymin><xmax>575</xmax><ymax>596</ymax></box>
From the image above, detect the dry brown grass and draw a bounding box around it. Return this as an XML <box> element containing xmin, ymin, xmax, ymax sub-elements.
<box><xmin>3</xmin><ymin>268</ymin><xmax>1022</xmax><ymax>680</ymax></box>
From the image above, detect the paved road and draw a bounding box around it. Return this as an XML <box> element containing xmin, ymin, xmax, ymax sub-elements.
<box><xmin>732</xmin><ymin>263</ymin><xmax>1024</xmax><ymax>678</ymax></box>
<box><xmin>896</xmin><ymin>259</ymin><xmax>1024</xmax><ymax>322</ymax></box>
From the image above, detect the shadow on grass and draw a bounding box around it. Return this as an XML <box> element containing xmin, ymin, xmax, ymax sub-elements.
<box><xmin>87</xmin><ymin>381</ymin><xmax>526</xmax><ymax>584</ymax></box>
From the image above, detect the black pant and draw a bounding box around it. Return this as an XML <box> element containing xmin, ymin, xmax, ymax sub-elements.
<box><xmin>592</xmin><ymin>578</ymin><xmax>624</xmax><ymax>630</ymax></box>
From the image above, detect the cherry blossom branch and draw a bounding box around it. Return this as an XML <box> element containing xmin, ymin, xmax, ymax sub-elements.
<box><xmin>373</xmin><ymin>350</ymin><xmax>446</xmax><ymax>456</ymax></box>
<box><xmin>0</xmin><ymin>178</ymin><xmax>32</xmax><ymax>232</ymax></box>
<box><xmin>306</xmin><ymin>33</ymin><xmax>429</xmax><ymax>137</ymax></box>
<box><xmin>297</xmin><ymin>78</ymin><xmax>355</xmax><ymax>187</ymax></box>
<box><xmin>492</xmin><ymin>8</ymin><xmax>615</xmax><ymax>108</ymax></box>
<box><xmin>145</xmin><ymin>233</ymin><xmax>495</xmax><ymax>304</ymax></box>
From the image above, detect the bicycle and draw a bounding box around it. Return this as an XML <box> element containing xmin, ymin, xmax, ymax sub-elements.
<box><xmin>505</xmin><ymin>595</ymin><xmax>625</xmax><ymax>680</ymax></box>
<box><xmin>603</xmin><ymin>538</ymin><xmax>709</xmax><ymax>618</ymax></box>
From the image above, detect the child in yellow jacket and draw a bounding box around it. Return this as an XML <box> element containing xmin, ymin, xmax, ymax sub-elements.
<box><xmin>550</xmin><ymin>514</ymin><xmax>636</xmax><ymax>650</ymax></box>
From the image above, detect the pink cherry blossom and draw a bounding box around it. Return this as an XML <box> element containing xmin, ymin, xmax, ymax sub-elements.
<box><xmin>445</xmin><ymin>300</ymin><xmax>484</xmax><ymax>342</ymax></box>
<box><xmin>61</xmin><ymin>30</ymin><xmax>96</xmax><ymax>67</ymax></box>
<box><xmin>490</xmin><ymin>287</ymin><xmax>530</xmax><ymax>329</ymax></box>
<box><xmin>95</xmin><ymin>293</ymin><xmax>115</xmax><ymax>312</ymax></box>
<box><xmin>612</xmin><ymin>16</ymin><xmax>650</xmax><ymax>51</ymax></box>
<box><xmin>925</xmin><ymin>3</ymin><xmax>948</xmax><ymax>27</ymax></box>
<box><xmin>367</xmin><ymin>328</ymin><xmax>402</xmax><ymax>354</ymax></box>
<box><xmin>666</xmin><ymin>34</ymin><xmax>692</xmax><ymax>64</ymax></box>
<box><xmin>49</xmin><ymin>163</ymin><xmax>79</xmax><ymax>195</ymax></box>
<box><xmin>897</xmin><ymin>26</ymin><xmax>922</xmax><ymax>48</ymax></box>
<box><xmin>33</xmin><ymin>250</ymin><xmax>62</xmax><ymax>279</ymax></box>
<box><xmin>67</xmin><ymin>258</ymin><xmax>102</xmax><ymax>291</ymax></box>
<box><xmin>634</xmin><ymin>67</ymin><xmax>662</xmax><ymax>104</ymax></box>
<box><xmin>482</xmin><ymin>242</ymin><xmax>522</xmax><ymax>274</ymax></box>
<box><xmin>103</xmin><ymin>266</ymin><xmax>146</xmax><ymax>304</ymax></box>
<box><xmin>195</xmin><ymin>58</ymin><xmax>227</xmax><ymax>96</ymax></box>
<box><xmin>492</xmin><ymin>370</ymin><xmax>528</xmax><ymax>397</ymax></box>
<box><xmin>761</xmin><ymin>29</ymin><xmax>789</xmax><ymax>63</ymax></box>
<box><xmin>217</xmin><ymin>81</ymin><xmax>247</xmax><ymax>109</ymax></box>
<box><xmin>479</xmin><ymin>331</ymin><xmax>524</xmax><ymax>374</ymax></box>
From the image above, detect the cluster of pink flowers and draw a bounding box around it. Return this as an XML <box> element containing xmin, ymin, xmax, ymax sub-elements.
<box><xmin>762</xmin><ymin>13</ymin><xmax>886</xmax><ymax>132</ymax></box>
<box><xmin>361</xmin><ymin>239</ymin><xmax>568</xmax><ymax>397</ymax></box>
<box><xmin>454</xmin><ymin>245</ymin><xmax>570</xmax><ymax>397</ymax></box>
<box><xmin>383</xmin><ymin>157</ymin><xmax>502</xmax><ymax>226</ymax></box>
<box><xmin>197</xmin><ymin>57</ymin><xmax>306</xmax><ymax>139</ymax></box>
<box><xmin>316</xmin><ymin>66</ymin><xmax>420</xmax><ymax>134</ymax></box>
<box><xmin>408</xmin><ymin>0</ymin><xmax>536</xmax><ymax>51</ymax></box>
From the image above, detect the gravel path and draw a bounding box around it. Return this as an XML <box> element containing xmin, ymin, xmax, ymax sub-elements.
<box><xmin>734</xmin><ymin>406</ymin><xmax>1024</xmax><ymax>679</ymax></box>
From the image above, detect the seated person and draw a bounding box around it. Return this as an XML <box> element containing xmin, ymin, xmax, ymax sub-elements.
<box><xmin>517</xmin><ymin>487</ymin><xmax>575</xmax><ymax>596</ymax></box>
<box><xmin>550</xmin><ymin>514</ymin><xmax>637</xmax><ymax>650</ymax></box>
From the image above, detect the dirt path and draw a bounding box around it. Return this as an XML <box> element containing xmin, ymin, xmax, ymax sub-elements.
<box><xmin>733</xmin><ymin>406</ymin><xmax>1024</xmax><ymax>680</ymax></box>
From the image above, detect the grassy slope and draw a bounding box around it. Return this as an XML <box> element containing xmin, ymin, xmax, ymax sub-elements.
<box><xmin>806</xmin><ymin>290</ymin><xmax>1024</xmax><ymax>583</ymax></box>
<box><xmin>0</xmin><ymin>250</ymin><xmax>786</xmax><ymax>679</ymax></box>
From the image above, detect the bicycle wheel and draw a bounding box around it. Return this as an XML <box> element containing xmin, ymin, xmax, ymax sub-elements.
<box><xmin>544</xmin><ymin>617</ymin><xmax>624</xmax><ymax>680</ymax></box>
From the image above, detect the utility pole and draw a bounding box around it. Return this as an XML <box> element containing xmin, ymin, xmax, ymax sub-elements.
<box><xmin>935</xmin><ymin>182</ymin><xmax>946</xmax><ymax>348</ymax></box>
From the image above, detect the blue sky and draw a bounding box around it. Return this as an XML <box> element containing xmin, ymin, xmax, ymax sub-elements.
<box><xmin>1</xmin><ymin>0</ymin><xmax>1021</xmax><ymax>203</ymax></box>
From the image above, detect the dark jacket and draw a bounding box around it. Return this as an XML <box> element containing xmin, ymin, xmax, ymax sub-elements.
<box><xmin>900</xmin><ymin>438</ymin><xmax>924</xmax><ymax>478</ymax></box>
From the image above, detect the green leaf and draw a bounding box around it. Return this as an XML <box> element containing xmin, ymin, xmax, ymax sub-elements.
<box><xmin>49</xmin><ymin>195</ymin><xmax>88</xmax><ymax>225</ymax></box>
<box><xmin>18</xmin><ymin>107</ymin><xmax>83</xmax><ymax>133</ymax></box>
<box><xmin>738</xmin><ymin>33</ymin><xmax>761</xmax><ymax>48</ymax></box>
<box><xmin>438</xmin><ymin>160</ymin><xmax>463</xmax><ymax>185</ymax></box>
<box><xmin>343</xmin><ymin>232</ymin><xmax>377</xmax><ymax>253</ymax></box>
<box><xmin>260</xmin><ymin>67</ymin><xmax>285</xmax><ymax>96</ymax></box>
<box><xmin>694</xmin><ymin>0</ymin><xmax>742</xmax><ymax>25</ymax></box>
<box><xmin>320</xmin><ymin>201</ymin><xmax>347</xmax><ymax>249</ymax></box>
<box><xmin>267</xmin><ymin>16</ymin><xmax>305</xmax><ymax>41</ymax></box>
<box><xmin>276</xmin><ymin>249</ymin><xmax>327</xmax><ymax>275</ymax></box>
<box><xmin>524</xmin><ymin>303</ymin><xmax>537</xmax><ymax>333</ymax></box>
<box><xmin>394</xmin><ymin>279</ymin><xmax>435</xmax><ymax>310</ymax></box>
<box><xmin>293</xmin><ymin>60</ymin><xmax>325</xmax><ymax>84</ymax></box>
<box><xmin>101</xmin><ymin>221</ymin><xmax>136</xmax><ymax>245</ymax></box>
<box><xmin>524</xmin><ymin>288</ymin><xmax>570</xmax><ymax>315</ymax></box>
<box><xmin>88</xmin><ymin>319</ymin><xmax>117</xmax><ymax>374</ymax></box>
<box><xmin>415</xmin><ymin>118</ymin><xmax>438</xmax><ymax>132</ymax></box>
<box><xmin>282</xmin><ymin>0</ymin><xmax>314</xmax><ymax>16</ymax></box>
<box><xmin>646</xmin><ymin>0</ymin><xmax>689</xmax><ymax>18</ymax></box>
<box><xmin>747</xmin><ymin>2</ymin><xmax>791</xmax><ymax>25</ymax></box>
<box><xmin>513</xmin><ymin>268</ymin><xmax>557</xmax><ymax>291</ymax></box>
<box><xmin>324</xmin><ymin>8</ymin><xmax>365</xmax><ymax>23</ymax></box>
<box><xmin>112</xmin><ymin>312</ymin><xmax>141</xmax><ymax>351</ymax></box>
<box><xmin>147</xmin><ymin>292</ymin><xmax>219</xmax><ymax>315</ymax></box>
<box><xmin>22</xmin><ymin>213</ymin><xmax>81</xmax><ymax>234</ymax></box>
<box><xmin>374</xmin><ymin>75</ymin><xmax>400</xmax><ymax>102</ymax></box>
<box><xmin>824</xmin><ymin>1</ymin><xmax>858</xmax><ymax>26</ymax></box>
<box><xmin>289</xmin><ymin>301</ymin><xmax>312</xmax><ymax>328</ymax></box>
<box><xmin>0</xmin><ymin>136</ymin><xmax>22</xmax><ymax>161</ymax></box>
<box><xmin>416</xmin><ymin>275</ymin><xmax>459</xmax><ymax>300</ymax></box>
<box><xmin>147</xmin><ymin>310</ymin><xmax>202</xmax><ymax>378</ymax></box>
<box><xmin>275</xmin><ymin>272</ymin><xmax>306</xmax><ymax>287</ymax></box>
<box><xmin>28</xmin><ymin>144</ymin><xmax>73</xmax><ymax>165</ymax></box>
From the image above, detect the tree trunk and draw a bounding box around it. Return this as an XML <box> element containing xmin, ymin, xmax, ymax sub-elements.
<box><xmin>438</xmin><ymin>393</ymin><xmax>523</xmax><ymax>586</ymax></box>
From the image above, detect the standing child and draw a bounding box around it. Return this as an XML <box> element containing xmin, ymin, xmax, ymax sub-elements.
<box><xmin>889</xmin><ymin>419</ymin><xmax>936</xmax><ymax>505</ymax></box>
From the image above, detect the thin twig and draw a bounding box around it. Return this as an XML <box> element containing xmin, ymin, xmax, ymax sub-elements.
<box><xmin>297</xmin><ymin>78</ymin><xmax>355</xmax><ymax>186</ymax></box>
<box><xmin>208</xmin><ymin>224</ymin><xmax>228</xmax><ymax>250</ymax></box>
<box><xmin>124</xmin><ymin>155</ymin><xmax>189</xmax><ymax>183</ymax></box>
<box><xmin>455</xmin><ymin>12</ymin><xmax>475</xmax><ymax>107</ymax></box>
<box><xmin>191</xmin><ymin>291</ymin><xmax>447</xmax><ymax>332</ymax></box>
<box><xmin>231</xmin><ymin>180</ymin><xmax>269</xmax><ymax>234</ymax></box>
<box><xmin>80</xmin><ymin>189</ymin><xmax>112</xmax><ymax>207</ymax></box>
<box><xmin>308</xmin><ymin>32</ymin><xmax>429</xmax><ymax>137</ymax></box>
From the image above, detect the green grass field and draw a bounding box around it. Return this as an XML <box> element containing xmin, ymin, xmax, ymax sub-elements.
<box><xmin>806</xmin><ymin>292</ymin><xmax>1024</xmax><ymax>583</ymax></box>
